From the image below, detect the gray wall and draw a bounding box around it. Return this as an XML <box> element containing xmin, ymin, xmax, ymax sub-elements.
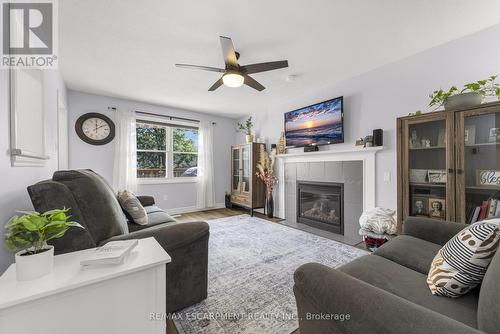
<box><xmin>68</xmin><ymin>90</ymin><xmax>238</xmax><ymax>211</ymax></box>
<box><xmin>238</xmin><ymin>23</ymin><xmax>500</xmax><ymax>213</ymax></box>
<box><xmin>0</xmin><ymin>70</ymin><xmax>68</xmax><ymax>274</ymax></box>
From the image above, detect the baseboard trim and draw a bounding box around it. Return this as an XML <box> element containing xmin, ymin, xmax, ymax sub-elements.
<box><xmin>166</xmin><ymin>202</ymin><xmax>225</xmax><ymax>215</ymax></box>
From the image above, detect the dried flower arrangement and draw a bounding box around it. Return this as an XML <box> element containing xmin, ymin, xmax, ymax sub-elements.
<box><xmin>256</xmin><ymin>145</ymin><xmax>278</xmax><ymax>194</ymax></box>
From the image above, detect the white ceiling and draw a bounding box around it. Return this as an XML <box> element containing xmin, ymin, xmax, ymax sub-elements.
<box><xmin>60</xmin><ymin>0</ymin><xmax>500</xmax><ymax>118</ymax></box>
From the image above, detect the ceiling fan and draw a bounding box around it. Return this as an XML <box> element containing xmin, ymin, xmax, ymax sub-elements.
<box><xmin>175</xmin><ymin>36</ymin><xmax>289</xmax><ymax>91</ymax></box>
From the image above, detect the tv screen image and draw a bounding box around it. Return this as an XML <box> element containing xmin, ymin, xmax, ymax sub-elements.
<box><xmin>284</xmin><ymin>96</ymin><xmax>343</xmax><ymax>147</ymax></box>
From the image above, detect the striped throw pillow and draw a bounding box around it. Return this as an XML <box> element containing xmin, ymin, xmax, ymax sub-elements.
<box><xmin>427</xmin><ymin>219</ymin><xmax>500</xmax><ymax>298</ymax></box>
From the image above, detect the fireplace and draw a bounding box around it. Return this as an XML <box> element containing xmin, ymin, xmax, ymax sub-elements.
<box><xmin>297</xmin><ymin>181</ymin><xmax>344</xmax><ymax>234</ymax></box>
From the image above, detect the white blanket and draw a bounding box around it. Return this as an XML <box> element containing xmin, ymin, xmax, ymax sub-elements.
<box><xmin>358</xmin><ymin>207</ymin><xmax>397</xmax><ymax>237</ymax></box>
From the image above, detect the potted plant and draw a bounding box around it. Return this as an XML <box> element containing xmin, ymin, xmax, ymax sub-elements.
<box><xmin>256</xmin><ymin>146</ymin><xmax>278</xmax><ymax>218</ymax></box>
<box><xmin>5</xmin><ymin>208</ymin><xmax>83</xmax><ymax>281</ymax></box>
<box><xmin>429</xmin><ymin>75</ymin><xmax>500</xmax><ymax>110</ymax></box>
<box><xmin>237</xmin><ymin>116</ymin><xmax>254</xmax><ymax>143</ymax></box>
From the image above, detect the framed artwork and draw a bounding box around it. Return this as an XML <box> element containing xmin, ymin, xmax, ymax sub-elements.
<box><xmin>464</xmin><ymin>125</ymin><xmax>476</xmax><ymax>146</ymax></box>
<box><xmin>412</xmin><ymin>196</ymin><xmax>428</xmax><ymax>216</ymax></box>
<box><xmin>488</xmin><ymin>127</ymin><xmax>500</xmax><ymax>143</ymax></box>
<box><xmin>428</xmin><ymin>169</ymin><xmax>447</xmax><ymax>184</ymax></box>
<box><xmin>428</xmin><ymin>198</ymin><xmax>446</xmax><ymax>220</ymax></box>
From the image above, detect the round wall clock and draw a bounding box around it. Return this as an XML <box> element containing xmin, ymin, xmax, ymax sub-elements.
<box><xmin>75</xmin><ymin>112</ymin><xmax>116</xmax><ymax>145</ymax></box>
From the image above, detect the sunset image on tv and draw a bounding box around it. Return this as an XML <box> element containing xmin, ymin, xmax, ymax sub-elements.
<box><xmin>285</xmin><ymin>97</ymin><xmax>343</xmax><ymax>146</ymax></box>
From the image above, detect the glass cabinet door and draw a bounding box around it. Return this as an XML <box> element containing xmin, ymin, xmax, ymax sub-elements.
<box><xmin>403</xmin><ymin>113</ymin><xmax>454</xmax><ymax>222</ymax></box>
<box><xmin>241</xmin><ymin>145</ymin><xmax>250</xmax><ymax>193</ymax></box>
<box><xmin>232</xmin><ymin>147</ymin><xmax>240</xmax><ymax>192</ymax></box>
<box><xmin>457</xmin><ymin>108</ymin><xmax>500</xmax><ymax>223</ymax></box>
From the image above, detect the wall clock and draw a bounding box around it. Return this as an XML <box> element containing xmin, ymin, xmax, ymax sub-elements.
<box><xmin>75</xmin><ymin>112</ymin><xmax>115</xmax><ymax>145</ymax></box>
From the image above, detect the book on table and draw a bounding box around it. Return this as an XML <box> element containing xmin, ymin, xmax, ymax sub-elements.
<box><xmin>80</xmin><ymin>239</ymin><xmax>139</xmax><ymax>266</ymax></box>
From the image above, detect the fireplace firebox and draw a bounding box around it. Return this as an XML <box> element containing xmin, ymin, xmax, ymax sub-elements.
<box><xmin>296</xmin><ymin>181</ymin><xmax>344</xmax><ymax>234</ymax></box>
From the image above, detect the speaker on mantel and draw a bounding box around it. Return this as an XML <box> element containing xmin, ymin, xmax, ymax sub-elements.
<box><xmin>373</xmin><ymin>129</ymin><xmax>383</xmax><ymax>146</ymax></box>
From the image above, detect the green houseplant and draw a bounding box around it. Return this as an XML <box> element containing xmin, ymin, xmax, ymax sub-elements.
<box><xmin>429</xmin><ymin>75</ymin><xmax>500</xmax><ymax>110</ymax></box>
<box><xmin>5</xmin><ymin>208</ymin><xmax>83</xmax><ymax>281</ymax></box>
<box><xmin>237</xmin><ymin>116</ymin><xmax>254</xmax><ymax>143</ymax></box>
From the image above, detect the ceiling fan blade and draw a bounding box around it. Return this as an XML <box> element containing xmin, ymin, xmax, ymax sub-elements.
<box><xmin>219</xmin><ymin>36</ymin><xmax>238</xmax><ymax>67</ymax></box>
<box><xmin>244</xmin><ymin>75</ymin><xmax>265</xmax><ymax>91</ymax></box>
<box><xmin>241</xmin><ymin>60</ymin><xmax>289</xmax><ymax>74</ymax></box>
<box><xmin>175</xmin><ymin>64</ymin><xmax>225</xmax><ymax>73</ymax></box>
<box><xmin>208</xmin><ymin>78</ymin><xmax>224</xmax><ymax>91</ymax></box>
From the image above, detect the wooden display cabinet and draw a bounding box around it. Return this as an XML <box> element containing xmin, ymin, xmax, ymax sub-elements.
<box><xmin>397</xmin><ymin>101</ymin><xmax>500</xmax><ymax>231</ymax></box>
<box><xmin>230</xmin><ymin>143</ymin><xmax>266</xmax><ymax>215</ymax></box>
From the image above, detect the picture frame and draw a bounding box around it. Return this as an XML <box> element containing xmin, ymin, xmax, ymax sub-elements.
<box><xmin>464</xmin><ymin>125</ymin><xmax>476</xmax><ymax>146</ymax></box>
<box><xmin>476</xmin><ymin>170</ymin><xmax>500</xmax><ymax>187</ymax></box>
<box><xmin>427</xmin><ymin>169</ymin><xmax>447</xmax><ymax>184</ymax></box>
<box><xmin>412</xmin><ymin>196</ymin><xmax>428</xmax><ymax>216</ymax></box>
<box><xmin>409</xmin><ymin>169</ymin><xmax>428</xmax><ymax>183</ymax></box>
<box><xmin>488</xmin><ymin>127</ymin><xmax>500</xmax><ymax>143</ymax></box>
<box><xmin>428</xmin><ymin>198</ymin><xmax>446</xmax><ymax>220</ymax></box>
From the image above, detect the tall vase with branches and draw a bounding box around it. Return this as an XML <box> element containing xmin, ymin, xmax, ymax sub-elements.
<box><xmin>256</xmin><ymin>145</ymin><xmax>278</xmax><ymax>218</ymax></box>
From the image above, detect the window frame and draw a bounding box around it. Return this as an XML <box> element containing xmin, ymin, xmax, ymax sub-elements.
<box><xmin>136</xmin><ymin>115</ymin><xmax>199</xmax><ymax>184</ymax></box>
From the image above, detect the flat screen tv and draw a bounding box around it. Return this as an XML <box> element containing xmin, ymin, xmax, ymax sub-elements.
<box><xmin>284</xmin><ymin>96</ymin><xmax>344</xmax><ymax>147</ymax></box>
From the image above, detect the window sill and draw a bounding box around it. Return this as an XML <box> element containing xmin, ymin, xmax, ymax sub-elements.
<box><xmin>137</xmin><ymin>177</ymin><xmax>198</xmax><ymax>185</ymax></box>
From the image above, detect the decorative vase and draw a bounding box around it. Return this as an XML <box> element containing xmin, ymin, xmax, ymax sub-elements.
<box><xmin>444</xmin><ymin>92</ymin><xmax>482</xmax><ymax>110</ymax></box>
<box><xmin>245</xmin><ymin>134</ymin><xmax>254</xmax><ymax>143</ymax></box>
<box><xmin>15</xmin><ymin>245</ymin><xmax>54</xmax><ymax>281</ymax></box>
<box><xmin>277</xmin><ymin>132</ymin><xmax>286</xmax><ymax>154</ymax></box>
<box><xmin>266</xmin><ymin>191</ymin><xmax>274</xmax><ymax>218</ymax></box>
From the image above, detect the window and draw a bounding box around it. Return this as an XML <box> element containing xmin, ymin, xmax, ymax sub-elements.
<box><xmin>173</xmin><ymin>128</ymin><xmax>198</xmax><ymax>177</ymax></box>
<box><xmin>136</xmin><ymin>119</ymin><xmax>198</xmax><ymax>179</ymax></box>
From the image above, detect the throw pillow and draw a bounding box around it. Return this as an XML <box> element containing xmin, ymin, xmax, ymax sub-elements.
<box><xmin>427</xmin><ymin>219</ymin><xmax>500</xmax><ymax>298</ymax></box>
<box><xmin>117</xmin><ymin>190</ymin><xmax>148</xmax><ymax>225</ymax></box>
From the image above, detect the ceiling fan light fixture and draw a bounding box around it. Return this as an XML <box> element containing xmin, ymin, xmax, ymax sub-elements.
<box><xmin>222</xmin><ymin>72</ymin><xmax>244</xmax><ymax>88</ymax></box>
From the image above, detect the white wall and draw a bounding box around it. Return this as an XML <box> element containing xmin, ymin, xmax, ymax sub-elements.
<box><xmin>68</xmin><ymin>91</ymin><xmax>237</xmax><ymax>212</ymax></box>
<box><xmin>238</xmin><ymin>23</ymin><xmax>500</xmax><ymax>215</ymax></box>
<box><xmin>0</xmin><ymin>69</ymin><xmax>68</xmax><ymax>274</ymax></box>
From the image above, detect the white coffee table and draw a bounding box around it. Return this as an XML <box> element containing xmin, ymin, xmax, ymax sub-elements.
<box><xmin>0</xmin><ymin>237</ymin><xmax>171</xmax><ymax>334</ymax></box>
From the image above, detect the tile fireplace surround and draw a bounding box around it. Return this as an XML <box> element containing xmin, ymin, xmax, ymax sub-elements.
<box><xmin>276</xmin><ymin>147</ymin><xmax>383</xmax><ymax>244</ymax></box>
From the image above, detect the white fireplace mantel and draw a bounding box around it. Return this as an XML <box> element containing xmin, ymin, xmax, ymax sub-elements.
<box><xmin>275</xmin><ymin>146</ymin><xmax>383</xmax><ymax>219</ymax></box>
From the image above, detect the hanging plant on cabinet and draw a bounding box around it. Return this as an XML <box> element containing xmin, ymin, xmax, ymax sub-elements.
<box><xmin>429</xmin><ymin>75</ymin><xmax>500</xmax><ymax>110</ymax></box>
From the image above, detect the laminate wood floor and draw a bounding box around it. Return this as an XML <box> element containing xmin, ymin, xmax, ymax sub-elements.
<box><xmin>173</xmin><ymin>207</ymin><xmax>284</xmax><ymax>224</ymax></box>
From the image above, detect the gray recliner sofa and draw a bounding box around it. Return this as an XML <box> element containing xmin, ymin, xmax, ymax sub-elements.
<box><xmin>293</xmin><ymin>217</ymin><xmax>500</xmax><ymax>334</ymax></box>
<box><xmin>28</xmin><ymin>169</ymin><xmax>209</xmax><ymax>313</ymax></box>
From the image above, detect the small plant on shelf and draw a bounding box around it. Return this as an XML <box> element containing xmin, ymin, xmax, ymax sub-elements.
<box><xmin>237</xmin><ymin>116</ymin><xmax>254</xmax><ymax>142</ymax></box>
<box><xmin>429</xmin><ymin>75</ymin><xmax>500</xmax><ymax>110</ymax></box>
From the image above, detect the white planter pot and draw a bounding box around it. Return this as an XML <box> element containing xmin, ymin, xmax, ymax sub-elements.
<box><xmin>15</xmin><ymin>246</ymin><xmax>54</xmax><ymax>281</ymax></box>
<box><xmin>444</xmin><ymin>92</ymin><xmax>482</xmax><ymax>110</ymax></box>
<box><xmin>245</xmin><ymin>134</ymin><xmax>254</xmax><ymax>143</ymax></box>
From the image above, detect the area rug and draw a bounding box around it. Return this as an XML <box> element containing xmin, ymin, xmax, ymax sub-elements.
<box><xmin>174</xmin><ymin>215</ymin><xmax>367</xmax><ymax>334</ymax></box>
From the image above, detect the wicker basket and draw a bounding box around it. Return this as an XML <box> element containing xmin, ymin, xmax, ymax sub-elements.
<box><xmin>363</xmin><ymin>236</ymin><xmax>388</xmax><ymax>252</ymax></box>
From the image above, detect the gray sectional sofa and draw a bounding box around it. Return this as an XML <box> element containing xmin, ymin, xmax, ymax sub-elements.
<box><xmin>294</xmin><ymin>217</ymin><xmax>500</xmax><ymax>334</ymax></box>
<box><xmin>28</xmin><ymin>169</ymin><xmax>209</xmax><ymax>313</ymax></box>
